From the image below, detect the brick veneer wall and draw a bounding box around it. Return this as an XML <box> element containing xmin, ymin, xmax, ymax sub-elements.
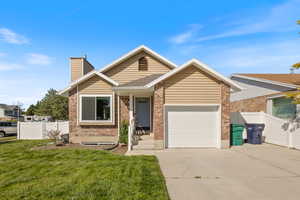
<box><xmin>230</xmin><ymin>95</ymin><xmax>267</xmax><ymax>112</ymax></box>
<box><xmin>119</xmin><ymin>96</ymin><xmax>129</xmax><ymax>123</ymax></box>
<box><xmin>153</xmin><ymin>83</ymin><xmax>164</xmax><ymax>149</ymax></box>
<box><xmin>221</xmin><ymin>83</ymin><xmax>230</xmax><ymax>148</ymax></box>
<box><xmin>68</xmin><ymin>88</ymin><xmax>118</xmax><ymax>143</ymax></box>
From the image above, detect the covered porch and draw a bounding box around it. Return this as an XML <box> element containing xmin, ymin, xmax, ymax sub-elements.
<box><xmin>113</xmin><ymin>75</ymin><xmax>161</xmax><ymax>151</ymax></box>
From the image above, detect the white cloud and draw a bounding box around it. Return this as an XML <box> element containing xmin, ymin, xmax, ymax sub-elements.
<box><xmin>197</xmin><ymin>0</ymin><xmax>300</xmax><ymax>42</ymax></box>
<box><xmin>169</xmin><ymin>0</ymin><xmax>300</xmax><ymax>44</ymax></box>
<box><xmin>204</xmin><ymin>40</ymin><xmax>300</xmax><ymax>73</ymax></box>
<box><xmin>0</xmin><ymin>79</ymin><xmax>46</xmax><ymax>109</ymax></box>
<box><xmin>169</xmin><ymin>24</ymin><xmax>202</xmax><ymax>44</ymax></box>
<box><xmin>0</xmin><ymin>94</ymin><xmax>9</xmax><ymax>101</ymax></box>
<box><xmin>0</xmin><ymin>28</ymin><xmax>29</xmax><ymax>44</ymax></box>
<box><xmin>0</xmin><ymin>95</ymin><xmax>43</xmax><ymax>109</ymax></box>
<box><xmin>12</xmin><ymin>96</ymin><xmax>43</xmax><ymax>108</ymax></box>
<box><xmin>170</xmin><ymin>31</ymin><xmax>193</xmax><ymax>44</ymax></box>
<box><xmin>0</xmin><ymin>63</ymin><xmax>23</xmax><ymax>71</ymax></box>
<box><xmin>165</xmin><ymin>39</ymin><xmax>300</xmax><ymax>74</ymax></box>
<box><xmin>26</xmin><ymin>53</ymin><xmax>52</xmax><ymax>65</ymax></box>
<box><xmin>0</xmin><ymin>52</ymin><xmax>6</xmax><ymax>57</ymax></box>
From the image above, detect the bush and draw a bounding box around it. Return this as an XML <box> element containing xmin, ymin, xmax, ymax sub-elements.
<box><xmin>47</xmin><ymin>130</ymin><xmax>63</xmax><ymax>146</ymax></box>
<box><xmin>119</xmin><ymin>120</ymin><xmax>128</xmax><ymax>144</ymax></box>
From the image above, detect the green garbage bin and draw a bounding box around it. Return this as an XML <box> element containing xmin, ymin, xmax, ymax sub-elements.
<box><xmin>230</xmin><ymin>124</ymin><xmax>244</xmax><ymax>146</ymax></box>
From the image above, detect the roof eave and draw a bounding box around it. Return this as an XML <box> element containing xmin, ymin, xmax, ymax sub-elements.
<box><xmin>112</xmin><ymin>86</ymin><xmax>154</xmax><ymax>91</ymax></box>
<box><xmin>58</xmin><ymin>71</ymin><xmax>119</xmax><ymax>96</ymax></box>
<box><xmin>231</xmin><ymin>74</ymin><xmax>298</xmax><ymax>89</ymax></box>
<box><xmin>99</xmin><ymin>45</ymin><xmax>177</xmax><ymax>73</ymax></box>
<box><xmin>146</xmin><ymin>59</ymin><xmax>243</xmax><ymax>92</ymax></box>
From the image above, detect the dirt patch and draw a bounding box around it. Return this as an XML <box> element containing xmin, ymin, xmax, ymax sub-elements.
<box><xmin>32</xmin><ymin>143</ymin><xmax>128</xmax><ymax>155</ymax></box>
<box><xmin>111</xmin><ymin>144</ymin><xmax>128</xmax><ymax>155</ymax></box>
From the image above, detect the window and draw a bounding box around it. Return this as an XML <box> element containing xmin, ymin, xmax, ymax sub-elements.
<box><xmin>80</xmin><ymin>95</ymin><xmax>112</xmax><ymax>122</ymax></box>
<box><xmin>0</xmin><ymin>122</ymin><xmax>11</xmax><ymax>127</ymax></box>
<box><xmin>138</xmin><ymin>57</ymin><xmax>148</xmax><ymax>71</ymax></box>
<box><xmin>272</xmin><ymin>97</ymin><xmax>296</xmax><ymax>119</ymax></box>
<box><xmin>4</xmin><ymin>110</ymin><xmax>13</xmax><ymax>116</ymax></box>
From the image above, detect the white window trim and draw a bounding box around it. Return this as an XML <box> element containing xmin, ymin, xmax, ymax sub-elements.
<box><xmin>79</xmin><ymin>94</ymin><xmax>113</xmax><ymax>123</ymax></box>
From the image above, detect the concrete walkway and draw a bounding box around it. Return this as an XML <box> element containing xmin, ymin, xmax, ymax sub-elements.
<box><xmin>128</xmin><ymin>144</ymin><xmax>300</xmax><ymax>200</ymax></box>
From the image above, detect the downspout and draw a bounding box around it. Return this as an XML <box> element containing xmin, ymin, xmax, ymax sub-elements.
<box><xmin>106</xmin><ymin>93</ymin><xmax>120</xmax><ymax>150</ymax></box>
<box><xmin>128</xmin><ymin>94</ymin><xmax>134</xmax><ymax>151</ymax></box>
<box><xmin>76</xmin><ymin>85</ymin><xmax>79</xmax><ymax>126</ymax></box>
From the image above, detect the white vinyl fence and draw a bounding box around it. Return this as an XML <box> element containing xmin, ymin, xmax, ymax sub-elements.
<box><xmin>231</xmin><ymin>112</ymin><xmax>300</xmax><ymax>150</ymax></box>
<box><xmin>17</xmin><ymin>121</ymin><xmax>69</xmax><ymax>139</ymax></box>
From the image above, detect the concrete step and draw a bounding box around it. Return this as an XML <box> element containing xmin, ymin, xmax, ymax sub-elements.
<box><xmin>132</xmin><ymin>145</ymin><xmax>155</xmax><ymax>150</ymax></box>
<box><xmin>137</xmin><ymin>140</ymin><xmax>155</xmax><ymax>145</ymax></box>
<box><xmin>132</xmin><ymin>134</ymin><xmax>155</xmax><ymax>150</ymax></box>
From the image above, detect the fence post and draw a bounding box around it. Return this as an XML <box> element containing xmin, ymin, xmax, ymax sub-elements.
<box><xmin>288</xmin><ymin>122</ymin><xmax>293</xmax><ymax>148</ymax></box>
<box><xmin>17</xmin><ymin>121</ymin><xmax>20</xmax><ymax>139</ymax></box>
<box><xmin>56</xmin><ymin>121</ymin><xmax>59</xmax><ymax>132</ymax></box>
<box><xmin>42</xmin><ymin>122</ymin><xmax>46</xmax><ymax>139</ymax></box>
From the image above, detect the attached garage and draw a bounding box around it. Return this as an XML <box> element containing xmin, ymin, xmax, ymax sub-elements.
<box><xmin>165</xmin><ymin>105</ymin><xmax>221</xmax><ymax>148</ymax></box>
<box><xmin>147</xmin><ymin>59</ymin><xmax>242</xmax><ymax>149</ymax></box>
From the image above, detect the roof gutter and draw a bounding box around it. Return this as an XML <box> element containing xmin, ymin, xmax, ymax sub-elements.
<box><xmin>58</xmin><ymin>71</ymin><xmax>119</xmax><ymax>96</ymax></box>
<box><xmin>231</xmin><ymin>74</ymin><xmax>298</xmax><ymax>89</ymax></box>
<box><xmin>112</xmin><ymin>86</ymin><xmax>154</xmax><ymax>91</ymax></box>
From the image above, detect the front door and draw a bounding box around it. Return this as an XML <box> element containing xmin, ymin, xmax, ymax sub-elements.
<box><xmin>135</xmin><ymin>97</ymin><xmax>150</xmax><ymax>130</ymax></box>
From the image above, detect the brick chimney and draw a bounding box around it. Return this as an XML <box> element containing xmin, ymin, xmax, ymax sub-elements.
<box><xmin>70</xmin><ymin>57</ymin><xmax>95</xmax><ymax>81</ymax></box>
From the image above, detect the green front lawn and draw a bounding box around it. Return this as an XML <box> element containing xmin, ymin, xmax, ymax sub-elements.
<box><xmin>0</xmin><ymin>136</ymin><xmax>16</xmax><ymax>142</ymax></box>
<box><xmin>0</xmin><ymin>140</ymin><xmax>169</xmax><ymax>200</ymax></box>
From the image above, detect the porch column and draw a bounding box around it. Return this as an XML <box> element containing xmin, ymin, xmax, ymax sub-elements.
<box><xmin>128</xmin><ymin>94</ymin><xmax>134</xmax><ymax>151</ymax></box>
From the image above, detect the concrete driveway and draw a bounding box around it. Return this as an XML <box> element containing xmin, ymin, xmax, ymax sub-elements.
<box><xmin>154</xmin><ymin>144</ymin><xmax>300</xmax><ymax>200</ymax></box>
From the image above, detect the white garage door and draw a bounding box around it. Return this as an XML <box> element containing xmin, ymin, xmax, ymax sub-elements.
<box><xmin>165</xmin><ymin>105</ymin><xmax>219</xmax><ymax>148</ymax></box>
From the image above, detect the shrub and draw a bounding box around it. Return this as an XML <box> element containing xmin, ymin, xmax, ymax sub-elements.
<box><xmin>47</xmin><ymin>130</ymin><xmax>62</xmax><ymax>146</ymax></box>
<box><xmin>119</xmin><ymin>120</ymin><xmax>128</xmax><ymax>144</ymax></box>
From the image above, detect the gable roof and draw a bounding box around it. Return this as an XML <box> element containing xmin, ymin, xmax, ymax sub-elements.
<box><xmin>231</xmin><ymin>74</ymin><xmax>298</xmax><ymax>89</ymax></box>
<box><xmin>59</xmin><ymin>45</ymin><xmax>176</xmax><ymax>95</ymax></box>
<box><xmin>98</xmin><ymin>45</ymin><xmax>177</xmax><ymax>73</ymax></box>
<box><xmin>0</xmin><ymin>104</ymin><xmax>18</xmax><ymax>110</ymax></box>
<box><xmin>116</xmin><ymin>74</ymin><xmax>163</xmax><ymax>88</ymax></box>
<box><xmin>146</xmin><ymin>59</ymin><xmax>243</xmax><ymax>92</ymax></box>
<box><xmin>58</xmin><ymin>71</ymin><xmax>119</xmax><ymax>95</ymax></box>
<box><xmin>236</xmin><ymin>73</ymin><xmax>300</xmax><ymax>86</ymax></box>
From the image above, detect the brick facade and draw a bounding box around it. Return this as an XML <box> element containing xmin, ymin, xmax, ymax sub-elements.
<box><xmin>231</xmin><ymin>95</ymin><xmax>267</xmax><ymax>113</ymax></box>
<box><xmin>69</xmin><ymin>83</ymin><xmax>232</xmax><ymax>148</ymax></box>
<box><xmin>68</xmin><ymin>88</ymin><xmax>118</xmax><ymax>143</ymax></box>
<box><xmin>150</xmin><ymin>82</ymin><xmax>232</xmax><ymax>149</ymax></box>
<box><xmin>153</xmin><ymin>83</ymin><xmax>164</xmax><ymax>149</ymax></box>
<box><xmin>119</xmin><ymin>96</ymin><xmax>129</xmax><ymax>123</ymax></box>
<box><xmin>221</xmin><ymin>83</ymin><xmax>230</xmax><ymax>148</ymax></box>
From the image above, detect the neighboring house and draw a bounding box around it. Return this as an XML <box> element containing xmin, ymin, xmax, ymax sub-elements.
<box><xmin>59</xmin><ymin>45</ymin><xmax>241</xmax><ymax>149</ymax></box>
<box><xmin>230</xmin><ymin>74</ymin><xmax>300</xmax><ymax>119</ymax></box>
<box><xmin>0</xmin><ymin>104</ymin><xmax>21</xmax><ymax>120</ymax></box>
<box><xmin>24</xmin><ymin>115</ymin><xmax>53</xmax><ymax>122</ymax></box>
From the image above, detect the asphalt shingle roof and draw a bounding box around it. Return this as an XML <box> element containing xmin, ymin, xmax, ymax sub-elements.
<box><xmin>237</xmin><ymin>73</ymin><xmax>300</xmax><ymax>86</ymax></box>
<box><xmin>117</xmin><ymin>74</ymin><xmax>163</xmax><ymax>87</ymax></box>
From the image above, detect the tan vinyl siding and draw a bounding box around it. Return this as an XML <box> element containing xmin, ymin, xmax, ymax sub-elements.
<box><xmin>78</xmin><ymin>75</ymin><xmax>115</xmax><ymax>125</ymax></box>
<box><xmin>78</xmin><ymin>75</ymin><xmax>113</xmax><ymax>94</ymax></box>
<box><xmin>104</xmin><ymin>51</ymin><xmax>172</xmax><ymax>84</ymax></box>
<box><xmin>164</xmin><ymin>65</ymin><xmax>221</xmax><ymax>104</ymax></box>
<box><xmin>71</xmin><ymin>58</ymin><xmax>83</xmax><ymax>81</ymax></box>
<box><xmin>83</xmin><ymin>59</ymin><xmax>94</xmax><ymax>75</ymax></box>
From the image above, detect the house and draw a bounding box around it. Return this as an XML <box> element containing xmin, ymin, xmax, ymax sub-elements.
<box><xmin>59</xmin><ymin>45</ymin><xmax>242</xmax><ymax>149</ymax></box>
<box><xmin>0</xmin><ymin>104</ymin><xmax>21</xmax><ymax>120</ymax></box>
<box><xmin>230</xmin><ymin>74</ymin><xmax>300</xmax><ymax>119</ymax></box>
<box><xmin>24</xmin><ymin>115</ymin><xmax>53</xmax><ymax>122</ymax></box>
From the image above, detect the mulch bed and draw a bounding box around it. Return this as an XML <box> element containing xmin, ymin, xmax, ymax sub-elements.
<box><xmin>32</xmin><ymin>143</ymin><xmax>128</xmax><ymax>155</ymax></box>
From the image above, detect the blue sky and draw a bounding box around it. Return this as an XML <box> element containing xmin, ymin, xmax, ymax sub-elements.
<box><xmin>0</xmin><ymin>0</ymin><xmax>300</xmax><ymax>108</ymax></box>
